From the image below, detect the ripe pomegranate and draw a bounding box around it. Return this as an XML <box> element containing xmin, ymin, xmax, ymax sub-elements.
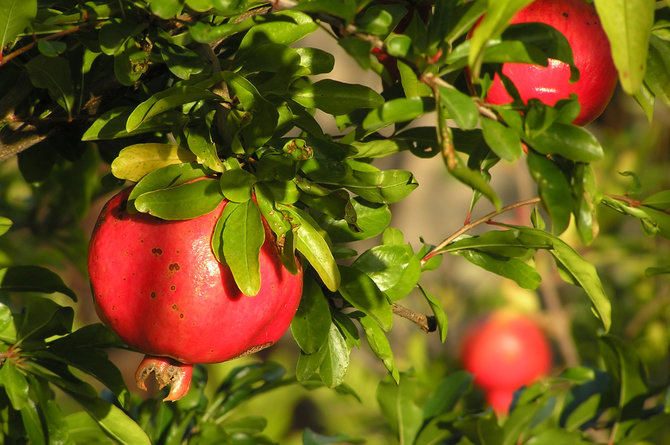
<box><xmin>475</xmin><ymin>0</ymin><xmax>617</xmax><ymax>125</ymax></box>
<box><xmin>460</xmin><ymin>312</ymin><xmax>552</xmax><ymax>414</ymax></box>
<box><xmin>88</xmin><ymin>186</ymin><xmax>303</xmax><ymax>401</ymax></box>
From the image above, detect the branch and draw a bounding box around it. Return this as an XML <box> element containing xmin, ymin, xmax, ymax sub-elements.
<box><xmin>421</xmin><ymin>197</ymin><xmax>542</xmax><ymax>264</ymax></box>
<box><xmin>392</xmin><ymin>303</ymin><xmax>436</xmax><ymax>333</ymax></box>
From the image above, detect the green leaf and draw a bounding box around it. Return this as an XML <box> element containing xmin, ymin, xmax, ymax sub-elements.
<box><xmin>342</xmin><ymin>168</ymin><xmax>418</xmax><ymax>205</ymax></box>
<box><xmin>25</xmin><ymin>55</ymin><xmax>75</xmax><ymax>118</ymax></box>
<box><xmin>352</xmin><ymin>244</ymin><xmax>421</xmax><ymax>301</ymax></box>
<box><xmin>359</xmin><ymin>314</ymin><xmax>399</xmax><ymax>383</ymax></box>
<box><xmin>437</xmin><ymin>85</ymin><xmax>479</xmax><ymax>130</ymax></box>
<box><xmin>298</xmin><ymin>323</ymin><xmax>350</xmax><ymax>387</ymax></box>
<box><xmin>362</xmin><ymin>97</ymin><xmax>425</xmax><ymax>132</ymax></box>
<box><xmin>221</xmin><ymin>201</ymin><xmax>265</xmax><ymax>296</ymax></box>
<box><xmin>422</xmin><ymin>371</ymin><xmax>473</xmax><ymax>419</ymax></box>
<box><xmin>82</xmin><ymin>107</ymin><xmax>182</xmax><ymax>141</ymax></box>
<box><xmin>527</xmin><ymin>151</ymin><xmax>572</xmax><ymax>235</ymax></box>
<box><xmin>593</xmin><ymin>0</ymin><xmax>654</xmax><ymax>94</ymax></box>
<box><xmin>134</xmin><ymin>178</ymin><xmax>223</xmax><ymax>220</ymax></box>
<box><xmin>0</xmin><ymin>265</ymin><xmax>77</xmax><ymax>301</ymax></box>
<box><xmin>293</xmin><ymin>79</ymin><xmax>384</xmax><ymax>115</ymax></box>
<box><xmin>0</xmin><ymin>0</ymin><xmax>36</xmax><ymax>51</ymax></box>
<box><xmin>338</xmin><ymin>265</ymin><xmax>392</xmax><ymax>331</ymax></box>
<box><xmin>150</xmin><ymin>0</ymin><xmax>184</xmax><ymax>19</ymax></box>
<box><xmin>128</xmin><ymin>162</ymin><xmax>209</xmax><ymax>206</ymax></box>
<box><xmin>292</xmin><ymin>0</ymin><xmax>356</xmax><ymax>22</ymax></box>
<box><xmin>450</xmin><ymin>158</ymin><xmax>502</xmax><ymax>210</ymax></box>
<box><xmin>642</xmin><ymin>190</ymin><xmax>670</xmax><ymax>209</ymax></box>
<box><xmin>321</xmin><ymin>197</ymin><xmax>391</xmax><ymax>243</ymax></box>
<box><xmin>0</xmin><ymin>216</ymin><xmax>11</xmax><ymax>236</ymax></box>
<box><xmin>528</xmin><ymin>123</ymin><xmax>604</xmax><ymax>162</ymax></box>
<box><xmin>0</xmin><ymin>360</ymin><xmax>30</xmax><ymax>410</ymax></box>
<box><xmin>467</xmin><ymin>0</ymin><xmax>534</xmax><ymax>79</ymax></box>
<box><xmin>512</xmin><ymin>226</ymin><xmax>612</xmax><ymax>331</ymax></box>
<box><xmin>291</xmin><ymin>278</ymin><xmax>331</xmax><ymax>354</ymax></box>
<box><xmin>281</xmin><ymin>205</ymin><xmax>340</xmax><ymax>292</ymax></box>
<box><xmin>417</xmin><ymin>285</ymin><xmax>448</xmax><ymax>343</ymax></box>
<box><xmin>376</xmin><ymin>374</ymin><xmax>423</xmax><ymax>445</ymax></box>
<box><xmin>219</xmin><ymin>169</ymin><xmax>256</xmax><ymax>203</ymax></box>
<box><xmin>302</xmin><ymin>428</ymin><xmax>365</xmax><ymax>445</ymax></box>
<box><xmin>181</xmin><ymin>123</ymin><xmax>224</xmax><ymax>172</ymax></box>
<box><xmin>481</xmin><ymin>117</ymin><xmax>522</xmax><ymax>161</ymax></box>
<box><xmin>74</xmin><ymin>396</ymin><xmax>151</xmax><ymax>445</ymax></box>
<box><xmin>239</xmin><ymin>10</ymin><xmax>317</xmax><ymax>49</ymax></box>
<box><xmin>111</xmin><ymin>143</ymin><xmax>197</xmax><ymax>182</ymax></box>
<box><xmin>126</xmin><ymin>86</ymin><xmax>221</xmax><ymax>132</ymax></box>
<box><xmin>459</xmin><ymin>250</ymin><xmax>541</xmax><ymax>290</ymax></box>
<box><xmin>598</xmin><ymin>335</ymin><xmax>648</xmax><ymax>412</ymax></box>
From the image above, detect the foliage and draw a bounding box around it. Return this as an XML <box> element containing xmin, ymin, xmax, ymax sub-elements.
<box><xmin>0</xmin><ymin>0</ymin><xmax>670</xmax><ymax>443</ymax></box>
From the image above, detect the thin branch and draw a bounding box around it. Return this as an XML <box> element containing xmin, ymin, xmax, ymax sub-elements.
<box><xmin>421</xmin><ymin>197</ymin><xmax>542</xmax><ymax>264</ymax></box>
<box><xmin>392</xmin><ymin>303</ymin><xmax>436</xmax><ymax>332</ymax></box>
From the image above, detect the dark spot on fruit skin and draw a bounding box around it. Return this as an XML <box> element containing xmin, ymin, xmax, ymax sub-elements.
<box><xmin>151</xmin><ymin>292</ymin><xmax>156</xmax><ymax>298</ymax></box>
<box><xmin>170</xmin><ymin>285</ymin><xmax>176</xmax><ymax>291</ymax></box>
<box><xmin>152</xmin><ymin>248</ymin><xmax>163</xmax><ymax>256</ymax></box>
<box><xmin>169</xmin><ymin>263</ymin><xmax>180</xmax><ymax>271</ymax></box>
<box><xmin>179</xmin><ymin>314</ymin><xmax>184</xmax><ymax>319</ymax></box>
<box><xmin>172</xmin><ymin>304</ymin><xmax>178</xmax><ymax>311</ymax></box>
<box><xmin>562</xmin><ymin>12</ymin><xmax>568</xmax><ymax>18</ymax></box>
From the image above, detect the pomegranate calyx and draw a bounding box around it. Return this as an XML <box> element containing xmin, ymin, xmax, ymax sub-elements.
<box><xmin>135</xmin><ymin>355</ymin><xmax>194</xmax><ymax>402</ymax></box>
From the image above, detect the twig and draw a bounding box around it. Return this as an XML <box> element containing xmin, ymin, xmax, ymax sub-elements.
<box><xmin>392</xmin><ymin>303</ymin><xmax>436</xmax><ymax>332</ymax></box>
<box><xmin>421</xmin><ymin>197</ymin><xmax>542</xmax><ymax>264</ymax></box>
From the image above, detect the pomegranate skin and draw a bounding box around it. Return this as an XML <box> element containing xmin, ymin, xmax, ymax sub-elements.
<box><xmin>88</xmin><ymin>187</ymin><xmax>303</xmax><ymax>365</ymax></box>
<box><xmin>482</xmin><ymin>0</ymin><xmax>617</xmax><ymax>125</ymax></box>
<box><xmin>460</xmin><ymin>312</ymin><xmax>552</xmax><ymax>413</ymax></box>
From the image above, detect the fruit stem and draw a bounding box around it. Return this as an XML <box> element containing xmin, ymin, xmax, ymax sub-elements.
<box><xmin>421</xmin><ymin>197</ymin><xmax>542</xmax><ymax>264</ymax></box>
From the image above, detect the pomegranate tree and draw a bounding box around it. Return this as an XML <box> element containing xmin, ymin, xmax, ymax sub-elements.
<box><xmin>460</xmin><ymin>312</ymin><xmax>552</xmax><ymax>414</ymax></box>
<box><xmin>88</xmin><ymin>187</ymin><xmax>303</xmax><ymax>401</ymax></box>
<box><xmin>477</xmin><ymin>0</ymin><xmax>618</xmax><ymax>125</ymax></box>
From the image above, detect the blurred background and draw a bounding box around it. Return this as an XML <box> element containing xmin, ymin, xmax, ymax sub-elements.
<box><xmin>1</xmin><ymin>27</ymin><xmax>669</xmax><ymax>444</ymax></box>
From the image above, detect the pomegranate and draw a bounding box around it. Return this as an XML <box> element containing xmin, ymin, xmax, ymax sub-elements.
<box><xmin>460</xmin><ymin>311</ymin><xmax>552</xmax><ymax>414</ymax></box>
<box><xmin>476</xmin><ymin>0</ymin><xmax>617</xmax><ymax>125</ymax></box>
<box><xmin>88</xmin><ymin>186</ymin><xmax>303</xmax><ymax>401</ymax></box>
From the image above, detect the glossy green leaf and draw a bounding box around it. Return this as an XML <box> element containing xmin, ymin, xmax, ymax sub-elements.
<box><xmin>376</xmin><ymin>374</ymin><xmax>423</xmax><ymax>445</ymax></box>
<box><xmin>134</xmin><ymin>178</ymin><xmax>223</xmax><ymax>220</ymax></box>
<box><xmin>362</xmin><ymin>97</ymin><xmax>425</xmax><ymax>132</ymax></box>
<box><xmin>292</xmin><ymin>0</ymin><xmax>356</xmax><ymax>22</ymax></box>
<box><xmin>467</xmin><ymin>0</ymin><xmax>534</xmax><ymax>79</ymax></box>
<box><xmin>0</xmin><ymin>265</ymin><xmax>76</xmax><ymax>301</ymax></box>
<box><xmin>157</xmin><ymin>40</ymin><xmax>206</xmax><ymax>80</ymax></box>
<box><xmin>481</xmin><ymin>117</ymin><xmax>522</xmax><ymax>161</ymax></box>
<box><xmin>642</xmin><ymin>189</ymin><xmax>670</xmax><ymax>209</ymax></box>
<box><xmin>82</xmin><ymin>107</ymin><xmax>182</xmax><ymax>141</ymax></box>
<box><xmin>128</xmin><ymin>162</ymin><xmax>209</xmax><ymax>205</ymax></box>
<box><xmin>295</xmin><ymin>47</ymin><xmax>335</xmax><ymax>75</ymax></box>
<box><xmin>338</xmin><ymin>265</ymin><xmax>392</xmax><ymax>331</ymax></box>
<box><xmin>297</xmin><ymin>323</ymin><xmax>350</xmax><ymax>387</ymax></box>
<box><xmin>359</xmin><ymin>314</ymin><xmax>399</xmax><ymax>383</ymax></box>
<box><xmin>239</xmin><ymin>10</ymin><xmax>317</xmax><ymax>49</ymax></box>
<box><xmin>450</xmin><ymin>159</ymin><xmax>502</xmax><ymax>210</ymax></box>
<box><xmin>594</xmin><ymin>0</ymin><xmax>654</xmax><ymax>94</ymax></box>
<box><xmin>527</xmin><ymin>151</ymin><xmax>572</xmax><ymax>235</ymax></box>
<box><xmin>321</xmin><ymin>198</ymin><xmax>391</xmax><ymax>243</ymax></box>
<box><xmin>599</xmin><ymin>335</ymin><xmax>648</xmax><ymax>412</ymax></box>
<box><xmin>281</xmin><ymin>205</ymin><xmax>340</xmax><ymax>292</ymax></box>
<box><xmin>25</xmin><ymin>55</ymin><xmax>74</xmax><ymax>118</ymax></box>
<box><xmin>417</xmin><ymin>285</ymin><xmax>448</xmax><ymax>343</ymax></box>
<box><xmin>74</xmin><ymin>395</ymin><xmax>151</xmax><ymax>445</ymax></box>
<box><xmin>219</xmin><ymin>169</ymin><xmax>256</xmax><ymax>203</ymax></box>
<box><xmin>437</xmin><ymin>85</ymin><xmax>479</xmax><ymax>130</ymax></box>
<box><xmin>293</xmin><ymin>79</ymin><xmax>384</xmax><ymax>116</ymax></box>
<box><xmin>111</xmin><ymin>143</ymin><xmax>197</xmax><ymax>182</ymax></box>
<box><xmin>126</xmin><ymin>86</ymin><xmax>221</xmax><ymax>133</ymax></box>
<box><xmin>188</xmin><ymin>18</ymin><xmax>254</xmax><ymax>44</ymax></box>
<box><xmin>150</xmin><ymin>0</ymin><xmax>183</xmax><ymax>18</ymax></box>
<box><xmin>528</xmin><ymin>123</ymin><xmax>604</xmax><ymax>162</ymax></box>
<box><xmin>291</xmin><ymin>278</ymin><xmax>331</xmax><ymax>354</ymax></box>
<box><xmin>222</xmin><ymin>201</ymin><xmax>264</xmax><ymax>296</ymax></box>
<box><xmin>0</xmin><ymin>360</ymin><xmax>30</xmax><ymax>410</ymax></box>
<box><xmin>644</xmin><ymin>35</ymin><xmax>670</xmax><ymax>108</ymax></box>
<box><xmin>573</xmin><ymin>164</ymin><xmax>599</xmax><ymax>245</ymax></box>
<box><xmin>423</xmin><ymin>371</ymin><xmax>473</xmax><ymax>419</ymax></box>
<box><xmin>113</xmin><ymin>40</ymin><xmax>150</xmax><ymax>86</ymax></box>
<box><xmin>353</xmin><ymin>244</ymin><xmax>420</xmax><ymax>301</ymax></box>
<box><xmin>343</xmin><ymin>168</ymin><xmax>418</xmax><ymax>205</ymax></box>
<box><xmin>0</xmin><ymin>0</ymin><xmax>36</xmax><ymax>50</ymax></box>
<box><xmin>0</xmin><ymin>217</ymin><xmax>11</xmax><ymax>236</ymax></box>
<box><xmin>99</xmin><ymin>19</ymin><xmax>142</xmax><ymax>55</ymax></box>
<box><xmin>460</xmin><ymin>250</ymin><xmax>541</xmax><ymax>290</ymax></box>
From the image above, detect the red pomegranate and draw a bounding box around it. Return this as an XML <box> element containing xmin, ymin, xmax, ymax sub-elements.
<box><xmin>88</xmin><ymin>186</ymin><xmax>303</xmax><ymax>401</ymax></box>
<box><xmin>478</xmin><ymin>0</ymin><xmax>617</xmax><ymax>125</ymax></box>
<box><xmin>460</xmin><ymin>312</ymin><xmax>552</xmax><ymax>414</ymax></box>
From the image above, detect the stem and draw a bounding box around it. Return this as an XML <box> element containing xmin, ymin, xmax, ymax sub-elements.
<box><xmin>421</xmin><ymin>197</ymin><xmax>542</xmax><ymax>264</ymax></box>
<box><xmin>392</xmin><ymin>304</ymin><xmax>436</xmax><ymax>332</ymax></box>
